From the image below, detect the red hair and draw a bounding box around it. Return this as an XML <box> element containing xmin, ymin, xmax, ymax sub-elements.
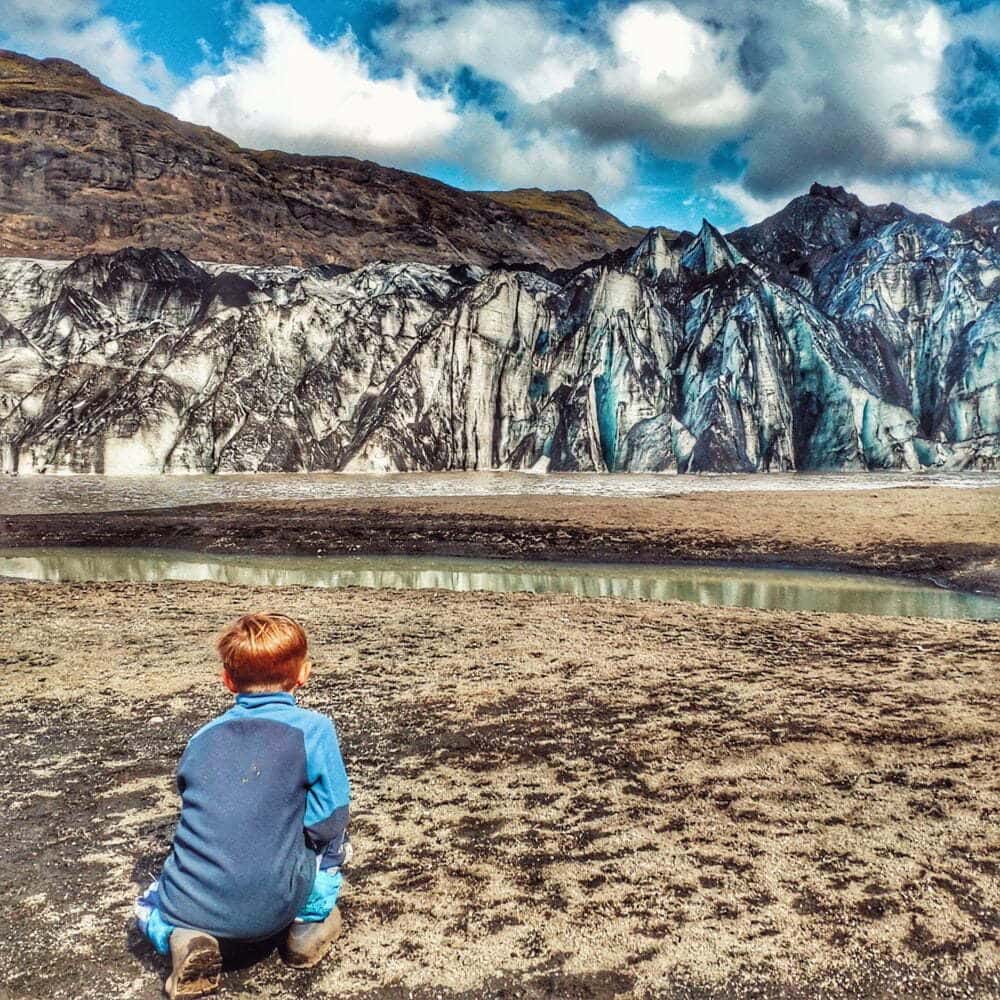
<box><xmin>216</xmin><ymin>613</ymin><xmax>308</xmax><ymax>691</ymax></box>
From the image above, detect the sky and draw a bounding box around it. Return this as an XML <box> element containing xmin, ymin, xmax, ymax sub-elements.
<box><xmin>1</xmin><ymin>0</ymin><xmax>997</xmax><ymax>230</ymax></box>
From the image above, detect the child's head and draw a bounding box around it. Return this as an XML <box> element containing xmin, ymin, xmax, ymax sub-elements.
<box><xmin>216</xmin><ymin>613</ymin><xmax>310</xmax><ymax>693</ymax></box>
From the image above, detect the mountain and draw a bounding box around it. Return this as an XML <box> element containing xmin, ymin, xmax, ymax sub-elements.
<box><xmin>951</xmin><ymin>202</ymin><xmax>1000</xmax><ymax>250</ymax></box>
<box><xmin>1</xmin><ymin>188</ymin><xmax>997</xmax><ymax>475</ymax></box>
<box><xmin>0</xmin><ymin>50</ymin><xmax>641</xmax><ymax>269</ymax></box>
<box><xmin>726</xmin><ymin>183</ymin><xmax>921</xmax><ymax>284</ymax></box>
<box><xmin>0</xmin><ymin>48</ymin><xmax>995</xmax><ymax>475</ymax></box>
<box><xmin>478</xmin><ymin>188</ymin><xmax>651</xmax><ymax>247</ymax></box>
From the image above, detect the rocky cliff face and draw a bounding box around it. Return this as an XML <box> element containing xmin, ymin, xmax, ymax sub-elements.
<box><xmin>1</xmin><ymin>190</ymin><xmax>997</xmax><ymax>474</ymax></box>
<box><xmin>727</xmin><ymin>183</ymin><xmax>921</xmax><ymax>284</ymax></box>
<box><xmin>951</xmin><ymin>202</ymin><xmax>1000</xmax><ymax>250</ymax></box>
<box><xmin>0</xmin><ymin>51</ymin><xmax>645</xmax><ymax>269</ymax></box>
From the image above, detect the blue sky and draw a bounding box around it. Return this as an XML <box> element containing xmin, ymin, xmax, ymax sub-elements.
<box><xmin>3</xmin><ymin>0</ymin><xmax>997</xmax><ymax>230</ymax></box>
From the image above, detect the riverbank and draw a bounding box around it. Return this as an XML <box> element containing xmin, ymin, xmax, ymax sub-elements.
<box><xmin>2</xmin><ymin>579</ymin><xmax>999</xmax><ymax>999</ymax></box>
<box><xmin>3</xmin><ymin>486</ymin><xmax>999</xmax><ymax>594</ymax></box>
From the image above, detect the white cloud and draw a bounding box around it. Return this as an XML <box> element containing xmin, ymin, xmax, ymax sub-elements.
<box><xmin>878</xmin><ymin>6</ymin><xmax>969</xmax><ymax>165</ymax></box>
<box><xmin>171</xmin><ymin>4</ymin><xmax>459</xmax><ymax>161</ymax></box>
<box><xmin>734</xmin><ymin>0</ymin><xmax>972</xmax><ymax>194</ymax></box>
<box><xmin>382</xmin><ymin>1</ymin><xmax>598</xmax><ymax>103</ymax></box>
<box><xmin>712</xmin><ymin>183</ymin><xmax>789</xmax><ymax>224</ymax></box>
<box><xmin>847</xmin><ymin>174</ymin><xmax>994</xmax><ymax>222</ymax></box>
<box><xmin>601</xmin><ymin>3</ymin><xmax>753</xmax><ymax>130</ymax></box>
<box><xmin>0</xmin><ymin>0</ymin><xmax>174</xmax><ymax>103</ymax></box>
<box><xmin>715</xmin><ymin>173</ymin><xmax>992</xmax><ymax>226</ymax></box>
<box><xmin>389</xmin><ymin>1</ymin><xmax>753</xmax><ymax>151</ymax></box>
<box><xmin>4</xmin><ymin>0</ymin><xmax>987</xmax><ymax>224</ymax></box>
<box><xmin>381</xmin><ymin>0</ymin><xmax>981</xmax><ymax>206</ymax></box>
<box><xmin>169</xmin><ymin>3</ymin><xmax>634</xmax><ymax>202</ymax></box>
<box><xmin>454</xmin><ymin>110</ymin><xmax>635</xmax><ymax>195</ymax></box>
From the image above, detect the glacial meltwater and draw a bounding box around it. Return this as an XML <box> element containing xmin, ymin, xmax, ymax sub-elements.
<box><xmin>1</xmin><ymin>548</ymin><xmax>998</xmax><ymax>620</ymax></box>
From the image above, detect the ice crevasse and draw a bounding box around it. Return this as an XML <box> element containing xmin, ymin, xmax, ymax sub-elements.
<box><xmin>0</xmin><ymin>212</ymin><xmax>997</xmax><ymax>474</ymax></box>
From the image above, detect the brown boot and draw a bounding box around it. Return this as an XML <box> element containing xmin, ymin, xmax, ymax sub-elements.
<box><xmin>164</xmin><ymin>928</ymin><xmax>222</xmax><ymax>998</ymax></box>
<box><xmin>280</xmin><ymin>906</ymin><xmax>343</xmax><ymax>969</ymax></box>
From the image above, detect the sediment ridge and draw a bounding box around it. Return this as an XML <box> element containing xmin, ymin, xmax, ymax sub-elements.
<box><xmin>3</xmin><ymin>487</ymin><xmax>999</xmax><ymax>595</ymax></box>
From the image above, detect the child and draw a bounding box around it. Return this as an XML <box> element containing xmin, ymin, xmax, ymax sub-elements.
<box><xmin>135</xmin><ymin>613</ymin><xmax>351</xmax><ymax>999</ymax></box>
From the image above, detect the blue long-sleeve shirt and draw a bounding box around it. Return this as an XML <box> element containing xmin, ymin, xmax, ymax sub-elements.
<box><xmin>156</xmin><ymin>691</ymin><xmax>350</xmax><ymax>940</ymax></box>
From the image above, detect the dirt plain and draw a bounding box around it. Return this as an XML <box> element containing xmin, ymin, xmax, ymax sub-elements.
<box><xmin>3</xmin><ymin>486</ymin><xmax>1000</xmax><ymax>593</ymax></box>
<box><xmin>0</xmin><ymin>487</ymin><xmax>999</xmax><ymax>999</ymax></box>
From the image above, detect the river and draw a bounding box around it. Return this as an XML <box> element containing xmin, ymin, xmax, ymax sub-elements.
<box><xmin>2</xmin><ymin>548</ymin><xmax>998</xmax><ymax>620</ymax></box>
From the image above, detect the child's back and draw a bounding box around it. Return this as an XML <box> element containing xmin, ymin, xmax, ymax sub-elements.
<box><xmin>136</xmin><ymin>614</ymin><xmax>350</xmax><ymax>999</ymax></box>
<box><xmin>158</xmin><ymin>690</ymin><xmax>349</xmax><ymax>939</ymax></box>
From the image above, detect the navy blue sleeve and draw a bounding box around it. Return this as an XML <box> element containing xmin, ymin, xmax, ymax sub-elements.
<box><xmin>300</xmin><ymin>713</ymin><xmax>351</xmax><ymax>869</ymax></box>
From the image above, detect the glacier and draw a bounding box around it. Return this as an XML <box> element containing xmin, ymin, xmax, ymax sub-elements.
<box><xmin>0</xmin><ymin>203</ymin><xmax>997</xmax><ymax>474</ymax></box>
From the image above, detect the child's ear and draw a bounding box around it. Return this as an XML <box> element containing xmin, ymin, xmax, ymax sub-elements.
<box><xmin>221</xmin><ymin>668</ymin><xmax>239</xmax><ymax>694</ymax></box>
<box><xmin>297</xmin><ymin>659</ymin><xmax>312</xmax><ymax>688</ymax></box>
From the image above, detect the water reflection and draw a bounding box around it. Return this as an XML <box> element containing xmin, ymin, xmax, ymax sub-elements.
<box><xmin>1</xmin><ymin>548</ymin><xmax>997</xmax><ymax>621</ymax></box>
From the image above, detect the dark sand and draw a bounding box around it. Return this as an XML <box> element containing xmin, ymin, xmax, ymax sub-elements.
<box><xmin>0</xmin><ymin>487</ymin><xmax>998</xmax><ymax>998</ymax></box>
<box><xmin>1</xmin><ymin>581</ymin><xmax>998</xmax><ymax>999</ymax></box>
<box><xmin>3</xmin><ymin>487</ymin><xmax>999</xmax><ymax>593</ymax></box>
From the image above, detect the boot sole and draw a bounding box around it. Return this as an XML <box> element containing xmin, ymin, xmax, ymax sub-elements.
<box><xmin>281</xmin><ymin>910</ymin><xmax>343</xmax><ymax>969</ymax></box>
<box><xmin>165</xmin><ymin>936</ymin><xmax>222</xmax><ymax>998</ymax></box>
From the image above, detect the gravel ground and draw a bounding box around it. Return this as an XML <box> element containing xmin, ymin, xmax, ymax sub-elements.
<box><xmin>1</xmin><ymin>579</ymin><xmax>998</xmax><ymax>999</ymax></box>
